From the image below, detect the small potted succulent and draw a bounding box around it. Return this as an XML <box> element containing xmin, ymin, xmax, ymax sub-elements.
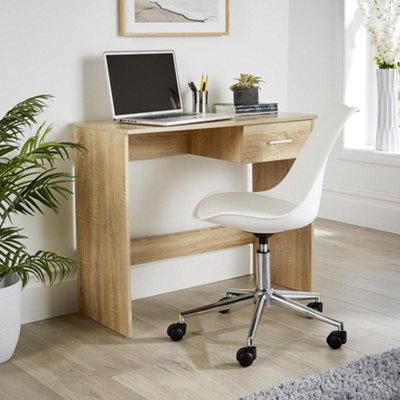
<box><xmin>0</xmin><ymin>94</ymin><xmax>84</xmax><ymax>364</ymax></box>
<box><xmin>230</xmin><ymin>73</ymin><xmax>263</xmax><ymax>106</ymax></box>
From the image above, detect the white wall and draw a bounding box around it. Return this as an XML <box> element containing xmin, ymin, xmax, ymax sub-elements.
<box><xmin>0</xmin><ymin>1</ymin><xmax>290</xmax><ymax>323</ymax></box>
<box><xmin>288</xmin><ymin>0</ymin><xmax>400</xmax><ymax>235</ymax></box>
<box><xmin>288</xmin><ymin>0</ymin><xmax>343</xmax><ymax>114</ymax></box>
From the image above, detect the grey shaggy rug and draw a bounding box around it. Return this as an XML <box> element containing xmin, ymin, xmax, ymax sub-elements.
<box><xmin>236</xmin><ymin>347</ymin><xmax>400</xmax><ymax>400</ymax></box>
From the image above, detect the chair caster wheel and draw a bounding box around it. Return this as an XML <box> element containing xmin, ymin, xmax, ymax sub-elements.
<box><xmin>219</xmin><ymin>296</ymin><xmax>231</xmax><ymax>314</ymax></box>
<box><xmin>167</xmin><ymin>322</ymin><xmax>186</xmax><ymax>342</ymax></box>
<box><xmin>327</xmin><ymin>330</ymin><xmax>347</xmax><ymax>349</ymax></box>
<box><xmin>306</xmin><ymin>301</ymin><xmax>323</xmax><ymax>319</ymax></box>
<box><xmin>236</xmin><ymin>346</ymin><xmax>257</xmax><ymax>367</ymax></box>
<box><xmin>307</xmin><ymin>301</ymin><xmax>323</xmax><ymax>312</ymax></box>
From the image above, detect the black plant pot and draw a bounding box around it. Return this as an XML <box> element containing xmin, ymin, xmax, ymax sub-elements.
<box><xmin>233</xmin><ymin>87</ymin><xmax>259</xmax><ymax>106</ymax></box>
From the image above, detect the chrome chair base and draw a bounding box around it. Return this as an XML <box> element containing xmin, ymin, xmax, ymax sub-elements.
<box><xmin>168</xmin><ymin>235</ymin><xmax>347</xmax><ymax>367</ymax></box>
<box><xmin>178</xmin><ymin>287</ymin><xmax>343</xmax><ymax>347</ymax></box>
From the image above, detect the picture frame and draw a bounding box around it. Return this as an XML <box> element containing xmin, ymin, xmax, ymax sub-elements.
<box><xmin>120</xmin><ymin>0</ymin><xmax>229</xmax><ymax>37</ymax></box>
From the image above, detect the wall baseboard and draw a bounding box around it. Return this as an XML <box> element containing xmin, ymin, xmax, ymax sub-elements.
<box><xmin>130</xmin><ymin>245</ymin><xmax>251</xmax><ymax>300</ymax></box>
<box><xmin>21</xmin><ymin>277</ymin><xmax>78</xmax><ymax>324</ymax></box>
<box><xmin>319</xmin><ymin>183</ymin><xmax>400</xmax><ymax>234</ymax></box>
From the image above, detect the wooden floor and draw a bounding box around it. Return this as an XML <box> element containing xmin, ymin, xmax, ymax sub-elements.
<box><xmin>1</xmin><ymin>219</ymin><xmax>400</xmax><ymax>400</ymax></box>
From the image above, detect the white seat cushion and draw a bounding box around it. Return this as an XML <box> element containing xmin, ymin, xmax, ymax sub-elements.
<box><xmin>194</xmin><ymin>191</ymin><xmax>298</xmax><ymax>233</ymax></box>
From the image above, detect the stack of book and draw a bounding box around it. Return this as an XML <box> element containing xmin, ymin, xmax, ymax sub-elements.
<box><xmin>212</xmin><ymin>102</ymin><xmax>278</xmax><ymax>116</ymax></box>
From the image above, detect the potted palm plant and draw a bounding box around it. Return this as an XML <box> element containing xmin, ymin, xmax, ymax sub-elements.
<box><xmin>0</xmin><ymin>94</ymin><xmax>84</xmax><ymax>364</ymax></box>
<box><xmin>230</xmin><ymin>73</ymin><xmax>263</xmax><ymax>106</ymax></box>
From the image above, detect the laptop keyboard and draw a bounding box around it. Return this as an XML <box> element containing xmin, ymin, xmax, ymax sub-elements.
<box><xmin>144</xmin><ymin>112</ymin><xmax>196</xmax><ymax>120</ymax></box>
<box><xmin>120</xmin><ymin>113</ymin><xmax>209</xmax><ymax>124</ymax></box>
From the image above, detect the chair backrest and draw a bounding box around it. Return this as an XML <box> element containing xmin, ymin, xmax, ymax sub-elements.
<box><xmin>265</xmin><ymin>103</ymin><xmax>358</xmax><ymax>227</ymax></box>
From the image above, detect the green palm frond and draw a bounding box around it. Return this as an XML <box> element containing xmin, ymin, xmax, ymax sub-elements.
<box><xmin>3</xmin><ymin>169</ymin><xmax>72</xmax><ymax>219</ymax></box>
<box><xmin>0</xmin><ymin>227</ymin><xmax>26</xmax><ymax>260</ymax></box>
<box><xmin>0</xmin><ymin>249</ymin><xmax>79</xmax><ymax>287</ymax></box>
<box><xmin>0</xmin><ymin>95</ymin><xmax>53</xmax><ymax>143</ymax></box>
<box><xmin>20</xmin><ymin>122</ymin><xmax>83</xmax><ymax>167</ymax></box>
<box><xmin>0</xmin><ymin>94</ymin><xmax>85</xmax><ymax>287</ymax></box>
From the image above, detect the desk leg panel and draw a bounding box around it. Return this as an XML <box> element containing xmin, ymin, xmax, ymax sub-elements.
<box><xmin>74</xmin><ymin>127</ymin><xmax>132</xmax><ymax>337</ymax></box>
<box><xmin>253</xmin><ymin>159</ymin><xmax>313</xmax><ymax>291</ymax></box>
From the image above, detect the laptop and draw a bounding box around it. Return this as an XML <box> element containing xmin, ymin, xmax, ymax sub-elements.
<box><xmin>103</xmin><ymin>50</ymin><xmax>233</xmax><ymax>126</ymax></box>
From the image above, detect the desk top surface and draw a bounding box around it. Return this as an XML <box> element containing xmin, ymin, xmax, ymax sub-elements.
<box><xmin>74</xmin><ymin>112</ymin><xmax>317</xmax><ymax>135</ymax></box>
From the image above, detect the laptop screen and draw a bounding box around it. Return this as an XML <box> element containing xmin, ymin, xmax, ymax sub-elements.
<box><xmin>104</xmin><ymin>51</ymin><xmax>182</xmax><ymax>117</ymax></box>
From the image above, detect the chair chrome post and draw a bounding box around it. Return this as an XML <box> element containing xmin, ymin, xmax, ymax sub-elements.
<box><xmin>256</xmin><ymin>244</ymin><xmax>270</xmax><ymax>291</ymax></box>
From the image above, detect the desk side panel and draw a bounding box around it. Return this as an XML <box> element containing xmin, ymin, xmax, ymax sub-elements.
<box><xmin>74</xmin><ymin>126</ymin><xmax>132</xmax><ymax>337</ymax></box>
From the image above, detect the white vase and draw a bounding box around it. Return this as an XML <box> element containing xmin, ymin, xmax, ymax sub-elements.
<box><xmin>376</xmin><ymin>69</ymin><xmax>400</xmax><ymax>152</ymax></box>
<box><xmin>0</xmin><ymin>273</ymin><xmax>22</xmax><ymax>364</ymax></box>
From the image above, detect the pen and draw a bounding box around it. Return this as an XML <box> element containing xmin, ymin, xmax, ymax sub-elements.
<box><xmin>188</xmin><ymin>82</ymin><xmax>197</xmax><ymax>92</ymax></box>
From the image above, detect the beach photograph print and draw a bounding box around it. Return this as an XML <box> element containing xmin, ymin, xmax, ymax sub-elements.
<box><xmin>135</xmin><ymin>0</ymin><xmax>218</xmax><ymax>23</ymax></box>
<box><xmin>120</xmin><ymin>0</ymin><xmax>229</xmax><ymax>36</ymax></box>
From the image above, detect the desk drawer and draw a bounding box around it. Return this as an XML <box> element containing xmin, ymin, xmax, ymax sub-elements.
<box><xmin>242</xmin><ymin>120</ymin><xmax>312</xmax><ymax>163</ymax></box>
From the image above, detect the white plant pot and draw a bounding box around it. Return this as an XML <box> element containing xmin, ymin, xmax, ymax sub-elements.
<box><xmin>376</xmin><ymin>69</ymin><xmax>400</xmax><ymax>152</ymax></box>
<box><xmin>0</xmin><ymin>273</ymin><xmax>22</xmax><ymax>364</ymax></box>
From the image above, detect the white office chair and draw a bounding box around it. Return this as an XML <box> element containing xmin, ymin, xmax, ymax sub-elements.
<box><xmin>167</xmin><ymin>103</ymin><xmax>358</xmax><ymax>367</ymax></box>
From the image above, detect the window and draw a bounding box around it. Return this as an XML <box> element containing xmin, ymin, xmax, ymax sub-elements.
<box><xmin>343</xmin><ymin>0</ymin><xmax>400</xmax><ymax>153</ymax></box>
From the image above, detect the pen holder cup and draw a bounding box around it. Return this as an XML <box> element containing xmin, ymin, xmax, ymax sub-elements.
<box><xmin>192</xmin><ymin>91</ymin><xmax>208</xmax><ymax>113</ymax></box>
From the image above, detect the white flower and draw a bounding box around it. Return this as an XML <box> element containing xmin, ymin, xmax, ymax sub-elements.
<box><xmin>358</xmin><ymin>0</ymin><xmax>400</xmax><ymax>68</ymax></box>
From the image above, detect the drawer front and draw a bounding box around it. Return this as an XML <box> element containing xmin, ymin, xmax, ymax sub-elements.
<box><xmin>242</xmin><ymin>120</ymin><xmax>313</xmax><ymax>163</ymax></box>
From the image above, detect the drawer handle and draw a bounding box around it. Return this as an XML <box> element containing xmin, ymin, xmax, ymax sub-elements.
<box><xmin>267</xmin><ymin>139</ymin><xmax>293</xmax><ymax>145</ymax></box>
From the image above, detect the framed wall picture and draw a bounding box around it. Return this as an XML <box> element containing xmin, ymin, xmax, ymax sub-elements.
<box><xmin>120</xmin><ymin>0</ymin><xmax>229</xmax><ymax>36</ymax></box>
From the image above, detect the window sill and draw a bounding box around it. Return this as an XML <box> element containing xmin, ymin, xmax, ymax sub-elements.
<box><xmin>339</xmin><ymin>147</ymin><xmax>400</xmax><ymax>167</ymax></box>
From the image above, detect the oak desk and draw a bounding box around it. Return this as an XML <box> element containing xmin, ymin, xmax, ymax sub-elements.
<box><xmin>74</xmin><ymin>112</ymin><xmax>317</xmax><ymax>338</ymax></box>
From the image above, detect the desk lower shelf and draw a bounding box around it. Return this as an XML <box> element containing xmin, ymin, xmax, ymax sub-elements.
<box><xmin>131</xmin><ymin>227</ymin><xmax>254</xmax><ymax>265</ymax></box>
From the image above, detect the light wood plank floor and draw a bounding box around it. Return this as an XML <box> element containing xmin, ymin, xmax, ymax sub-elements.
<box><xmin>1</xmin><ymin>219</ymin><xmax>400</xmax><ymax>400</ymax></box>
